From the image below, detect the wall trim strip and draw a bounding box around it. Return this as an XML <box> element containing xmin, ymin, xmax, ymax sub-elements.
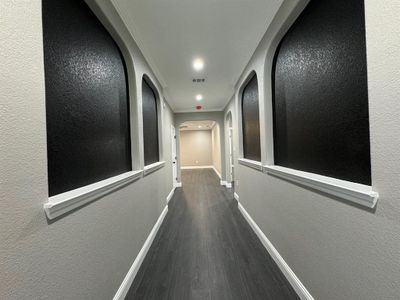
<box><xmin>264</xmin><ymin>165</ymin><xmax>378</xmax><ymax>208</ymax></box>
<box><xmin>143</xmin><ymin>161</ymin><xmax>165</xmax><ymax>176</ymax></box>
<box><xmin>113</xmin><ymin>205</ymin><xmax>168</xmax><ymax>300</ymax></box>
<box><xmin>238</xmin><ymin>158</ymin><xmax>263</xmax><ymax>171</ymax></box>
<box><xmin>212</xmin><ymin>166</ymin><xmax>222</xmax><ymax>179</ymax></box>
<box><xmin>234</xmin><ymin>192</ymin><xmax>239</xmax><ymax>201</ymax></box>
<box><xmin>44</xmin><ymin>170</ymin><xmax>143</xmax><ymax>220</ymax></box>
<box><xmin>238</xmin><ymin>202</ymin><xmax>314</xmax><ymax>300</ymax></box>
<box><xmin>180</xmin><ymin>165</ymin><xmax>213</xmax><ymax>169</ymax></box>
<box><xmin>166</xmin><ymin>186</ymin><xmax>176</xmax><ymax>204</ymax></box>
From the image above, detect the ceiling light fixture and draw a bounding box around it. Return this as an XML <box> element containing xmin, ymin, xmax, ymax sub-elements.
<box><xmin>196</xmin><ymin>94</ymin><xmax>203</xmax><ymax>101</ymax></box>
<box><xmin>198</xmin><ymin>125</ymin><xmax>202</xmax><ymax>129</ymax></box>
<box><xmin>193</xmin><ymin>58</ymin><xmax>204</xmax><ymax>71</ymax></box>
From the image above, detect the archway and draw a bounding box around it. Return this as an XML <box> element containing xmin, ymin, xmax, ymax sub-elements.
<box><xmin>174</xmin><ymin>111</ymin><xmax>226</xmax><ymax>186</ymax></box>
<box><xmin>178</xmin><ymin>120</ymin><xmax>222</xmax><ymax>186</ymax></box>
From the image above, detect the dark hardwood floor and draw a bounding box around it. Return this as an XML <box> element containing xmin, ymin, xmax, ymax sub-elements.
<box><xmin>126</xmin><ymin>169</ymin><xmax>299</xmax><ymax>300</ymax></box>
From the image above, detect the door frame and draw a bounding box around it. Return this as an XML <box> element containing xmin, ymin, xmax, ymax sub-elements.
<box><xmin>171</xmin><ymin>125</ymin><xmax>179</xmax><ymax>187</ymax></box>
<box><xmin>228</xmin><ymin>127</ymin><xmax>234</xmax><ymax>185</ymax></box>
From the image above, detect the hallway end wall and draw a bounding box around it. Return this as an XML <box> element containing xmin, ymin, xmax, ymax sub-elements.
<box><xmin>180</xmin><ymin>130</ymin><xmax>213</xmax><ymax>167</ymax></box>
<box><xmin>226</xmin><ymin>0</ymin><xmax>400</xmax><ymax>299</ymax></box>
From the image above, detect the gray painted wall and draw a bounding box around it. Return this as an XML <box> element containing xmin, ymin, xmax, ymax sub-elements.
<box><xmin>225</xmin><ymin>0</ymin><xmax>400</xmax><ymax>299</ymax></box>
<box><xmin>0</xmin><ymin>0</ymin><xmax>174</xmax><ymax>299</ymax></box>
<box><xmin>174</xmin><ymin>111</ymin><xmax>226</xmax><ymax>182</ymax></box>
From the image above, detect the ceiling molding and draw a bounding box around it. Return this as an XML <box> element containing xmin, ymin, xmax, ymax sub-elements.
<box><xmin>161</xmin><ymin>89</ymin><xmax>177</xmax><ymax>111</ymax></box>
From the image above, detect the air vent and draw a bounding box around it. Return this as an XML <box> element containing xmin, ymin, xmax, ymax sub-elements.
<box><xmin>192</xmin><ymin>78</ymin><xmax>205</xmax><ymax>83</ymax></box>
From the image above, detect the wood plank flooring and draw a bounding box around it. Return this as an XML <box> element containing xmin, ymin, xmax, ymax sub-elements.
<box><xmin>126</xmin><ymin>169</ymin><xmax>299</xmax><ymax>300</ymax></box>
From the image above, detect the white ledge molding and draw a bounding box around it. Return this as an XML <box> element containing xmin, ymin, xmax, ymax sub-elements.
<box><xmin>264</xmin><ymin>165</ymin><xmax>379</xmax><ymax>208</ymax></box>
<box><xmin>238</xmin><ymin>158</ymin><xmax>263</xmax><ymax>171</ymax></box>
<box><xmin>44</xmin><ymin>170</ymin><xmax>143</xmax><ymax>220</ymax></box>
<box><xmin>143</xmin><ymin>161</ymin><xmax>165</xmax><ymax>176</ymax></box>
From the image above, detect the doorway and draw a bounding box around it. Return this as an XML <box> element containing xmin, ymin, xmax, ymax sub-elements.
<box><xmin>178</xmin><ymin>120</ymin><xmax>222</xmax><ymax>184</ymax></box>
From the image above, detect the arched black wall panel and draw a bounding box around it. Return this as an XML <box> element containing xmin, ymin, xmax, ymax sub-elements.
<box><xmin>242</xmin><ymin>74</ymin><xmax>261</xmax><ymax>161</ymax></box>
<box><xmin>142</xmin><ymin>79</ymin><xmax>159</xmax><ymax>165</ymax></box>
<box><xmin>272</xmin><ymin>0</ymin><xmax>371</xmax><ymax>185</ymax></box>
<box><xmin>43</xmin><ymin>0</ymin><xmax>132</xmax><ymax>196</ymax></box>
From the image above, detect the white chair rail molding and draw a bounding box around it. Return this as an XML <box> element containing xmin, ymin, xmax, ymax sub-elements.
<box><xmin>264</xmin><ymin>165</ymin><xmax>379</xmax><ymax>208</ymax></box>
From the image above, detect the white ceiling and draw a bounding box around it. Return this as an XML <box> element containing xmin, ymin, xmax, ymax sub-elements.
<box><xmin>113</xmin><ymin>0</ymin><xmax>283</xmax><ymax>112</ymax></box>
<box><xmin>180</xmin><ymin>120</ymin><xmax>215</xmax><ymax>131</ymax></box>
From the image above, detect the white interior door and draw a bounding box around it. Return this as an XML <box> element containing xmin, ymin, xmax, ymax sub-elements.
<box><xmin>171</xmin><ymin>125</ymin><xmax>178</xmax><ymax>186</ymax></box>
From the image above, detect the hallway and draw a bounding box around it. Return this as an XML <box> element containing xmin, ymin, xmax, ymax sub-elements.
<box><xmin>126</xmin><ymin>169</ymin><xmax>298</xmax><ymax>300</ymax></box>
<box><xmin>2</xmin><ymin>0</ymin><xmax>400</xmax><ymax>299</ymax></box>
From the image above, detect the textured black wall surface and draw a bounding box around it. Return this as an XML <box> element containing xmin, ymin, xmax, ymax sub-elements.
<box><xmin>242</xmin><ymin>74</ymin><xmax>261</xmax><ymax>162</ymax></box>
<box><xmin>272</xmin><ymin>0</ymin><xmax>371</xmax><ymax>185</ymax></box>
<box><xmin>142</xmin><ymin>79</ymin><xmax>160</xmax><ymax>166</ymax></box>
<box><xmin>43</xmin><ymin>0</ymin><xmax>132</xmax><ymax>196</ymax></box>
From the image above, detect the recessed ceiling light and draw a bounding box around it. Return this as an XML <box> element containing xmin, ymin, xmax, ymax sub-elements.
<box><xmin>195</xmin><ymin>94</ymin><xmax>203</xmax><ymax>101</ymax></box>
<box><xmin>193</xmin><ymin>58</ymin><xmax>204</xmax><ymax>71</ymax></box>
<box><xmin>198</xmin><ymin>125</ymin><xmax>202</xmax><ymax>129</ymax></box>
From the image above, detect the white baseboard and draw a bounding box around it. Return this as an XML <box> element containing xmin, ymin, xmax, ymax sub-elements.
<box><xmin>175</xmin><ymin>182</ymin><xmax>182</xmax><ymax>188</ymax></box>
<box><xmin>181</xmin><ymin>165</ymin><xmax>213</xmax><ymax>169</ymax></box>
<box><xmin>238</xmin><ymin>203</ymin><xmax>314</xmax><ymax>300</ymax></box>
<box><xmin>234</xmin><ymin>192</ymin><xmax>239</xmax><ymax>201</ymax></box>
<box><xmin>113</xmin><ymin>206</ymin><xmax>168</xmax><ymax>300</ymax></box>
<box><xmin>166</xmin><ymin>186</ymin><xmax>176</xmax><ymax>204</ymax></box>
<box><xmin>212</xmin><ymin>166</ymin><xmax>221</xmax><ymax>179</ymax></box>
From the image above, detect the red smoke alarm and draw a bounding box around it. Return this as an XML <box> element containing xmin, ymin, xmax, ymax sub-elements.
<box><xmin>196</xmin><ymin>105</ymin><xmax>202</xmax><ymax>110</ymax></box>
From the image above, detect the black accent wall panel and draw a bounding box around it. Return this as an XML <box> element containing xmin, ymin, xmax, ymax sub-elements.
<box><xmin>142</xmin><ymin>79</ymin><xmax>159</xmax><ymax>165</ymax></box>
<box><xmin>43</xmin><ymin>0</ymin><xmax>132</xmax><ymax>196</ymax></box>
<box><xmin>242</xmin><ymin>75</ymin><xmax>261</xmax><ymax>161</ymax></box>
<box><xmin>272</xmin><ymin>0</ymin><xmax>371</xmax><ymax>185</ymax></box>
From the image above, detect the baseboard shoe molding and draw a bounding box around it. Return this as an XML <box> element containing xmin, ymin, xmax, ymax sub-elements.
<box><xmin>175</xmin><ymin>182</ymin><xmax>182</xmax><ymax>188</ymax></box>
<box><xmin>234</xmin><ymin>192</ymin><xmax>239</xmax><ymax>201</ymax></box>
<box><xmin>212</xmin><ymin>166</ymin><xmax>221</xmax><ymax>179</ymax></box>
<box><xmin>238</xmin><ymin>202</ymin><xmax>314</xmax><ymax>300</ymax></box>
<box><xmin>113</xmin><ymin>206</ymin><xmax>168</xmax><ymax>300</ymax></box>
<box><xmin>166</xmin><ymin>186</ymin><xmax>176</xmax><ymax>204</ymax></box>
<box><xmin>181</xmin><ymin>165</ymin><xmax>213</xmax><ymax>169</ymax></box>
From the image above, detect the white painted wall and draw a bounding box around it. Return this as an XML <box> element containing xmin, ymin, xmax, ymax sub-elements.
<box><xmin>180</xmin><ymin>130</ymin><xmax>213</xmax><ymax>167</ymax></box>
<box><xmin>225</xmin><ymin>0</ymin><xmax>400</xmax><ymax>299</ymax></box>
<box><xmin>211</xmin><ymin>124</ymin><xmax>222</xmax><ymax>175</ymax></box>
<box><xmin>0</xmin><ymin>0</ymin><xmax>174</xmax><ymax>299</ymax></box>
